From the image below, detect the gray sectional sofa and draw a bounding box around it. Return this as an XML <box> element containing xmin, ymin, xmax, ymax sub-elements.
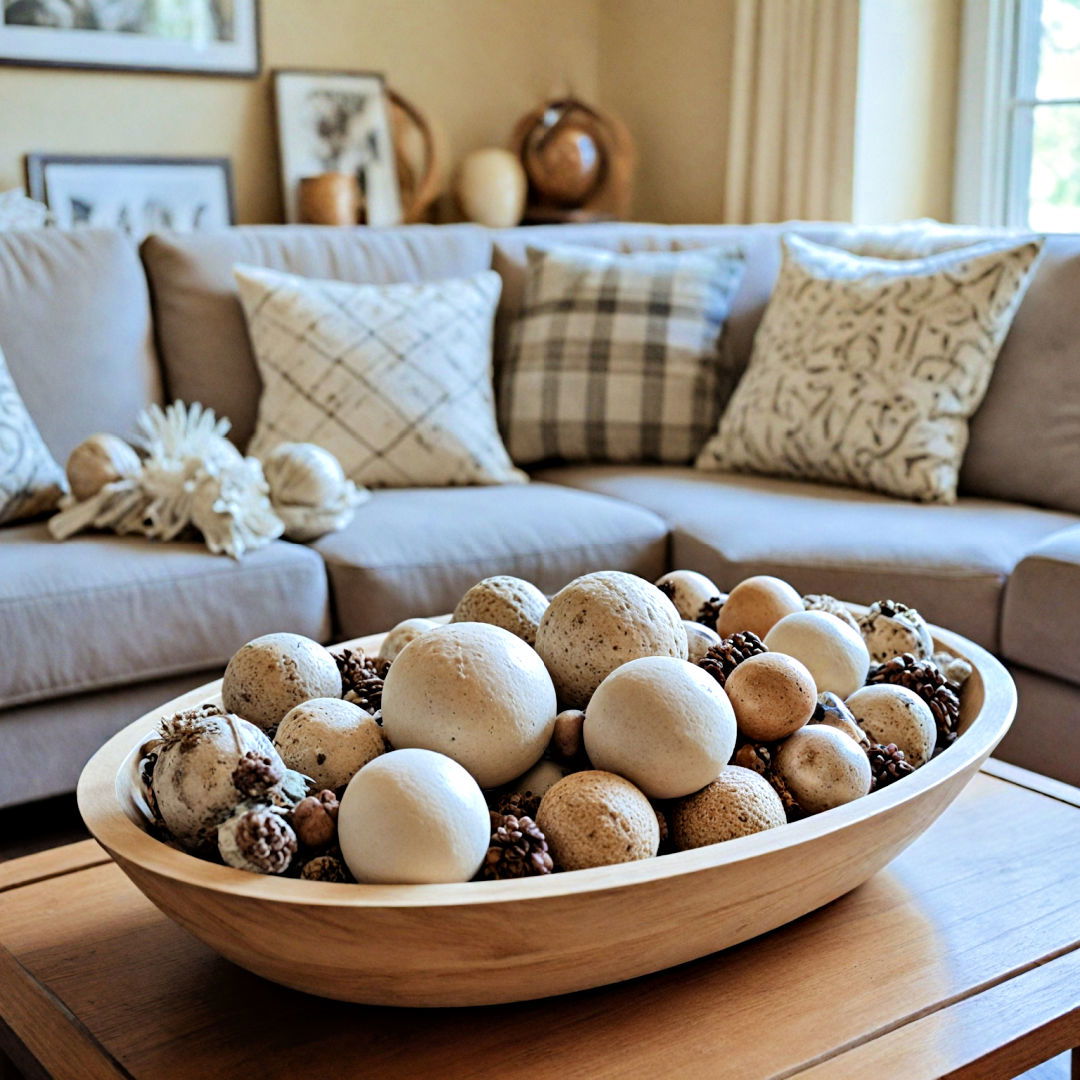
<box><xmin>2</xmin><ymin>219</ymin><xmax>1079</xmax><ymax>808</ymax></box>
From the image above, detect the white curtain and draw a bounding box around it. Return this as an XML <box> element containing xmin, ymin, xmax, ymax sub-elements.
<box><xmin>724</xmin><ymin>0</ymin><xmax>860</xmax><ymax>222</ymax></box>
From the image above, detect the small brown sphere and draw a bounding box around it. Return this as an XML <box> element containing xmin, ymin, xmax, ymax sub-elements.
<box><xmin>724</xmin><ymin>652</ymin><xmax>817</xmax><ymax>742</ymax></box>
<box><xmin>670</xmin><ymin>766</ymin><xmax>787</xmax><ymax>849</ymax></box>
<box><xmin>537</xmin><ymin>770</ymin><xmax>659</xmax><ymax>871</ymax></box>
<box><xmin>716</xmin><ymin>575</ymin><xmax>803</xmax><ymax>639</ymax></box>
<box><xmin>549</xmin><ymin>708</ymin><xmax>586</xmax><ymax>763</ymax></box>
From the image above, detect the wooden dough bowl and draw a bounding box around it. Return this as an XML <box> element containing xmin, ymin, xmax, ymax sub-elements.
<box><xmin>78</xmin><ymin>616</ymin><xmax>1015</xmax><ymax>1007</ymax></box>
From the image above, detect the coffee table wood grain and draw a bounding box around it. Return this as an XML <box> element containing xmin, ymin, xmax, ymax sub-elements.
<box><xmin>1</xmin><ymin>763</ymin><xmax>1077</xmax><ymax>1080</ymax></box>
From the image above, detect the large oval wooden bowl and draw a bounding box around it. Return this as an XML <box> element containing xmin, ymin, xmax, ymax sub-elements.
<box><xmin>78</xmin><ymin>620</ymin><xmax>1015</xmax><ymax>1007</ymax></box>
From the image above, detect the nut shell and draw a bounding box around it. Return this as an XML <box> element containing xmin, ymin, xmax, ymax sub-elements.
<box><xmin>716</xmin><ymin>575</ymin><xmax>803</xmax><ymax>639</ymax></box>
<box><xmin>846</xmin><ymin>684</ymin><xmax>936</xmax><ymax>768</ymax></box>
<box><xmin>764</xmin><ymin>610</ymin><xmax>870</xmax><ymax>698</ymax></box>
<box><xmin>670</xmin><ymin>766</ymin><xmax>787</xmax><ymax>849</ymax></box>
<box><xmin>273</xmin><ymin>697</ymin><xmax>385</xmax><ymax>790</ymax></box>
<box><xmin>724</xmin><ymin>652</ymin><xmax>817</xmax><ymax>741</ymax></box>
<box><xmin>774</xmin><ymin>725</ymin><xmax>871</xmax><ymax>814</ymax></box>
<box><xmin>537</xmin><ymin>770</ymin><xmax>659</xmax><ymax>870</ymax></box>
<box><xmin>452</xmin><ymin>575</ymin><xmax>549</xmax><ymax>645</ymax></box>
<box><xmin>535</xmin><ymin>571</ymin><xmax>687</xmax><ymax>708</ymax></box>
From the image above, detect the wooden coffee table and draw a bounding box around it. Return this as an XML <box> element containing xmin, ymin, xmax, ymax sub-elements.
<box><xmin>1</xmin><ymin>760</ymin><xmax>1077</xmax><ymax>1080</ymax></box>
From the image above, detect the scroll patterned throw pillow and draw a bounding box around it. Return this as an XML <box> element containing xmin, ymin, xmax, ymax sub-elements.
<box><xmin>695</xmin><ymin>235</ymin><xmax>1043</xmax><ymax>503</ymax></box>
<box><xmin>236</xmin><ymin>266</ymin><xmax>524</xmax><ymax>489</ymax></box>
<box><xmin>0</xmin><ymin>344</ymin><xmax>65</xmax><ymax>525</ymax></box>
<box><xmin>500</xmin><ymin>244</ymin><xmax>746</xmax><ymax>465</ymax></box>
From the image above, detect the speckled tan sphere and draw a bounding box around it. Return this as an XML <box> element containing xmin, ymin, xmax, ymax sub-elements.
<box><xmin>655</xmin><ymin>569</ymin><xmax>721</xmax><ymax>621</ymax></box>
<box><xmin>846</xmin><ymin>684</ymin><xmax>936</xmax><ymax>767</ymax></box>
<box><xmin>222</xmin><ymin>633</ymin><xmax>342</xmax><ymax>730</ymax></box>
<box><xmin>670</xmin><ymin>766</ymin><xmax>787</xmax><ymax>849</ymax></box>
<box><xmin>684</xmin><ymin>621</ymin><xmax>723</xmax><ymax>664</ymax></box>
<box><xmin>584</xmin><ymin>656</ymin><xmax>736</xmax><ymax>798</ymax></box>
<box><xmin>381</xmin><ymin>622</ymin><xmax>557</xmax><ymax>788</ymax></box>
<box><xmin>535</xmin><ymin>571</ymin><xmax>687</xmax><ymax>708</ymax></box>
<box><xmin>273</xmin><ymin>697</ymin><xmax>385</xmax><ymax>790</ymax></box>
<box><xmin>775</xmin><ymin>725</ymin><xmax>872</xmax><ymax>814</ymax></box>
<box><xmin>452</xmin><ymin>575</ymin><xmax>549</xmax><ymax>645</ymax></box>
<box><xmin>764</xmin><ymin>610</ymin><xmax>870</xmax><ymax>698</ymax></box>
<box><xmin>377</xmin><ymin>618</ymin><xmax>439</xmax><ymax>664</ymax></box>
<box><xmin>537</xmin><ymin>770</ymin><xmax>659</xmax><ymax>871</ymax></box>
<box><xmin>716</xmin><ymin>575</ymin><xmax>803</xmax><ymax>639</ymax></box>
<box><xmin>724</xmin><ymin>652</ymin><xmax>817</xmax><ymax>742</ymax></box>
<box><xmin>858</xmin><ymin>601</ymin><xmax>935</xmax><ymax>663</ymax></box>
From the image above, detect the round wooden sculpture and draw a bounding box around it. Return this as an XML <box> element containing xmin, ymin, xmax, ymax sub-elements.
<box><xmin>78</xmin><ymin>611</ymin><xmax>1014</xmax><ymax>1007</ymax></box>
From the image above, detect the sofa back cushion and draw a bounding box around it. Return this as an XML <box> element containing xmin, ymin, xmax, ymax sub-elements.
<box><xmin>142</xmin><ymin>224</ymin><xmax>493</xmax><ymax>449</ymax></box>
<box><xmin>0</xmin><ymin>228</ymin><xmax>161</xmax><ymax>463</ymax></box>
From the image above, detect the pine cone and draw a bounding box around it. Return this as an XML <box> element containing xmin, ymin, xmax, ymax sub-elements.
<box><xmin>232</xmin><ymin>750</ymin><xmax>283</xmax><ymax>799</ymax></box>
<box><xmin>480</xmin><ymin>814</ymin><xmax>553</xmax><ymax>879</ymax></box>
<box><xmin>867</xmin><ymin>743</ymin><xmax>916</xmax><ymax>790</ymax></box>
<box><xmin>300</xmin><ymin>854</ymin><xmax>351</xmax><ymax>882</ymax></box>
<box><xmin>867</xmin><ymin>653</ymin><xmax>960</xmax><ymax>750</ymax></box>
<box><xmin>697</xmin><ymin>631</ymin><xmax>767</xmax><ymax>688</ymax></box>
<box><xmin>495</xmin><ymin>789</ymin><xmax>543</xmax><ymax>821</ymax></box>
<box><xmin>732</xmin><ymin>742</ymin><xmax>803</xmax><ymax>820</ymax></box>
<box><xmin>333</xmin><ymin>648</ymin><xmax>388</xmax><ymax>716</ymax></box>
<box><xmin>696</xmin><ymin>596</ymin><xmax>725</xmax><ymax>631</ymax></box>
<box><xmin>802</xmin><ymin>593</ymin><xmax>860</xmax><ymax>632</ymax></box>
<box><xmin>158</xmin><ymin>703</ymin><xmax>226</xmax><ymax>748</ymax></box>
<box><xmin>231</xmin><ymin>809</ymin><xmax>297</xmax><ymax>874</ymax></box>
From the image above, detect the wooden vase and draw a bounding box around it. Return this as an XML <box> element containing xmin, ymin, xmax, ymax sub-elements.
<box><xmin>298</xmin><ymin>173</ymin><xmax>363</xmax><ymax>226</ymax></box>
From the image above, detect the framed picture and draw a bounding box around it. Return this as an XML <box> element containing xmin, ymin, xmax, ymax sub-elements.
<box><xmin>0</xmin><ymin>0</ymin><xmax>259</xmax><ymax>76</ymax></box>
<box><xmin>273</xmin><ymin>68</ymin><xmax>402</xmax><ymax>227</ymax></box>
<box><xmin>26</xmin><ymin>153</ymin><xmax>235</xmax><ymax>241</ymax></box>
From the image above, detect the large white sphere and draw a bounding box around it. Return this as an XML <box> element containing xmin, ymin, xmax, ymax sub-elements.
<box><xmin>381</xmin><ymin>622</ymin><xmax>557</xmax><ymax>788</ymax></box>
<box><xmin>764</xmin><ymin>610</ymin><xmax>870</xmax><ymax>698</ymax></box>
<box><xmin>847</xmin><ymin>684</ymin><xmax>936</xmax><ymax>767</ymax></box>
<box><xmin>584</xmin><ymin>656</ymin><xmax>737</xmax><ymax>799</ymax></box>
<box><xmin>338</xmin><ymin>749</ymin><xmax>490</xmax><ymax>884</ymax></box>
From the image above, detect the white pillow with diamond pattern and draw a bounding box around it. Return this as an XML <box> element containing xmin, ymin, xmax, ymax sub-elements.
<box><xmin>695</xmin><ymin>235</ymin><xmax>1043</xmax><ymax>503</ymax></box>
<box><xmin>236</xmin><ymin>265</ymin><xmax>525</xmax><ymax>489</ymax></box>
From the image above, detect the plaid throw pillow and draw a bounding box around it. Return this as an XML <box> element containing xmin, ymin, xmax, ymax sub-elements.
<box><xmin>236</xmin><ymin>265</ymin><xmax>525</xmax><ymax>489</ymax></box>
<box><xmin>499</xmin><ymin>244</ymin><xmax>745</xmax><ymax>465</ymax></box>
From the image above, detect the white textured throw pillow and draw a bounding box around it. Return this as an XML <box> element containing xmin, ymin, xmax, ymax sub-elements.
<box><xmin>0</xmin><ymin>344</ymin><xmax>66</xmax><ymax>525</ymax></box>
<box><xmin>696</xmin><ymin>235</ymin><xmax>1043</xmax><ymax>503</ymax></box>
<box><xmin>500</xmin><ymin>244</ymin><xmax>746</xmax><ymax>465</ymax></box>
<box><xmin>236</xmin><ymin>266</ymin><xmax>525</xmax><ymax>489</ymax></box>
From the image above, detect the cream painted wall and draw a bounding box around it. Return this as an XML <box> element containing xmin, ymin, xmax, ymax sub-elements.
<box><xmin>0</xmin><ymin>0</ymin><xmax>600</xmax><ymax>223</ymax></box>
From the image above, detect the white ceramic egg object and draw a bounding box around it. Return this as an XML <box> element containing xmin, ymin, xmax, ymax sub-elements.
<box><xmin>764</xmin><ymin>610</ymin><xmax>870</xmax><ymax>698</ymax></box>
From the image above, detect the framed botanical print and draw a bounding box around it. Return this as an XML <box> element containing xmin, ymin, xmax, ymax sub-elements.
<box><xmin>0</xmin><ymin>0</ymin><xmax>259</xmax><ymax>76</ymax></box>
<box><xmin>26</xmin><ymin>153</ymin><xmax>235</xmax><ymax>241</ymax></box>
<box><xmin>273</xmin><ymin>68</ymin><xmax>402</xmax><ymax>227</ymax></box>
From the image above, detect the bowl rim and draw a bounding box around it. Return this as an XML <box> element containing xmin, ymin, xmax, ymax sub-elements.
<box><xmin>77</xmin><ymin>619</ymin><xmax>1015</xmax><ymax>908</ymax></box>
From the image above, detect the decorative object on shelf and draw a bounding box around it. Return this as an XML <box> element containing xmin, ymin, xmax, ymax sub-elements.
<box><xmin>509</xmin><ymin>97</ymin><xmax>634</xmax><ymax>223</ymax></box>
<box><xmin>455</xmin><ymin>148</ymin><xmax>526</xmax><ymax>228</ymax></box>
<box><xmin>0</xmin><ymin>0</ymin><xmax>259</xmax><ymax>75</ymax></box>
<box><xmin>297</xmin><ymin>172</ymin><xmax>362</xmax><ymax>226</ymax></box>
<box><xmin>0</xmin><ymin>188</ymin><xmax>51</xmax><ymax>230</ymax></box>
<box><xmin>274</xmin><ymin>68</ymin><xmax>401</xmax><ymax>226</ymax></box>
<box><xmin>25</xmin><ymin>154</ymin><xmax>234</xmax><ymax>241</ymax></box>
<box><xmin>388</xmin><ymin>87</ymin><xmax>440</xmax><ymax>224</ymax></box>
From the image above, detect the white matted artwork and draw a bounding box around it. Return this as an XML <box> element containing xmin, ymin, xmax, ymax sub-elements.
<box><xmin>0</xmin><ymin>0</ymin><xmax>259</xmax><ymax>75</ymax></box>
<box><xmin>26</xmin><ymin>154</ymin><xmax>234</xmax><ymax>241</ymax></box>
<box><xmin>274</xmin><ymin>68</ymin><xmax>401</xmax><ymax>227</ymax></box>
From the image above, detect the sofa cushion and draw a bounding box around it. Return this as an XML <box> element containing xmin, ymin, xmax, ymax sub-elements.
<box><xmin>1001</xmin><ymin>525</ymin><xmax>1080</xmax><ymax>685</ymax></box>
<box><xmin>534</xmin><ymin>465</ymin><xmax>1076</xmax><ymax>650</ymax></box>
<box><xmin>0</xmin><ymin>228</ymin><xmax>161</xmax><ymax>463</ymax></box>
<box><xmin>142</xmin><ymin>224</ymin><xmax>493</xmax><ymax>450</ymax></box>
<box><xmin>312</xmin><ymin>482</ymin><xmax>669</xmax><ymax>638</ymax></box>
<box><xmin>0</xmin><ymin>524</ymin><xmax>330</xmax><ymax>710</ymax></box>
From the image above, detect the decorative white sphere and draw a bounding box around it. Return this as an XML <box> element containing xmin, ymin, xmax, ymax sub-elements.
<box><xmin>338</xmin><ymin>749</ymin><xmax>490</xmax><ymax>884</ymax></box>
<box><xmin>764</xmin><ymin>610</ymin><xmax>870</xmax><ymax>698</ymax></box>
<box><xmin>775</xmin><ymin>725</ymin><xmax>872</xmax><ymax>814</ymax></box>
<box><xmin>846</xmin><ymin>684</ymin><xmax>936</xmax><ymax>767</ymax></box>
<box><xmin>378</xmin><ymin>617</ymin><xmax>439</xmax><ymax>664</ymax></box>
<box><xmin>584</xmin><ymin>656</ymin><xmax>737</xmax><ymax>799</ymax></box>
<box><xmin>273</xmin><ymin>697</ymin><xmax>384</xmax><ymax>790</ymax></box>
<box><xmin>655</xmin><ymin>569</ymin><xmax>721</xmax><ymax>621</ymax></box>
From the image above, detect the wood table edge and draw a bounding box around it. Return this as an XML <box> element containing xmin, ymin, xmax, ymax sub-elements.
<box><xmin>981</xmin><ymin>759</ymin><xmax>1080</xmax><ymax>808</ymax></box>
<box><xmin>0</xmin><ymin>840</ymin><xmax>109</xmax><ymax>894</ymax></box>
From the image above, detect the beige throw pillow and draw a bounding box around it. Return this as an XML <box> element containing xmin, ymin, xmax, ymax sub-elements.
<box><xmin>236</xmin><ymin>265</ymin><xmax>524</xmax><ymax>489</ymax></box>
<box><xmin>696</xmin><ymin>235</ymin><xmax>1043</xmax><ymax>503</ymax></box>
<box><xmin>0</xmin><ymin>344</ymin><xmax>66</xmax><ymax>525</ymax></box>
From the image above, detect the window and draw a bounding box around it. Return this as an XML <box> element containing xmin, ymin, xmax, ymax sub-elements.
<box><xmin>955</xmin><ymin>0</ymin><xmax>1080</xmax><ymax>230</ymax></box>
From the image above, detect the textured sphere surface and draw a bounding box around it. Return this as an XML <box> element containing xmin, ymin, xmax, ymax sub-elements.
<box><xmin>775</xmin><ymin>725</ymin><xmax>871</xmax><ymax>814</ymax></box>
<box><xmin>338</xmin><ymin>749</ymin><xmax>490</xmax><ymax>884</ymax></box>
<box><xmin>452</xmin><ymin>575</ymin><xmax>549</xmax><ymax>645</ymax></box>
<box><xmin>381</xmin><ymin>622</ymin><xmax>557</xmax><ymax>788</ymax></box>
<box><xmin>670</xmin><ymin>766</ymin><xmax>787</xmax><ymax>849</ymax></box>
<box><xmin>716</xmin><ymin>575</ymin><xmax>803</xmax><ymax>639</ymax></box>
<box><xmin>377</xmin><ymin>618</ymin><xmax>440</xmax><ymax>664</ymax></box>
<box><xmin>846</xmin><ymin>684</ymin><xmax>936</xmax><ymax>767</ymax></box>
<box><xmin>222</xmin><ymin>633</ymin><xmax>341</xmax><ymax>730</ymax></box>
<box><xmin>584</xmin><ymin>656</ymin><xmax>737</xmax><ymax>799</ymax></box>
<box><xmin>724</xmin><ymin>652</ymin><xmax>817</xmax><ymax>742</ymax></box>
<box><xmin>535</xmin><ymin>571</ymin><xmax>687</xmax><ymax>708</ymax></box>
<box><xmin>537</xmin><ymin>770</ymin><xmax>659</xmax><ymax>871</ymax></box>
<box><xmin>858</xmin><ymin>604</ymin><xmax>935</xmax><ymax>663</ymax></box>
<box><xmin>764</xmin><ymin>611</ymin><xmax>870</xmax><ymax>698</ymax></box>
<box><xmin>273</xmin><ymin>697</ymin><xmax>385</xmax><ymax>790</ymax></box>
<box><xmin>655</xmin><ymin>569</ymin><xmax>721</xmax><ymax>621</ymax></box>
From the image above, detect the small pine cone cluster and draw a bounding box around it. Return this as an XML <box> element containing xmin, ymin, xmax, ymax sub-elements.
<box><xmin>495</xmin><ymin>789</ymin><xmax>542</xmax><ymax>821</ymax></box>
<box><xmin>232</xmin><ymin>809</ymin><xmax>297</xmax><ymax>874</ymax></box>
<box><xmin>867</xmin><ymin>743</ymin><xmax>916</xmax><ymax>790</ymax></box>
<box><xmin>158</xmin><ymin>703</ymin><xmax>225</xmax><ymax>749</ymax></box>
<box><xmin>232</xmin><ymin>750</ymin><xmax>283</xmax><ymax>799</ymax></box>
<box><xmin>300</xmin><ymin>854</ymin><xmax>351</xmax><ymax>882</ymax></box>
<box><xmin>292</xmin><ymin>789</ymin><xmax>340</xmax><ymax>848</ymax></box>
<box><xmin>480</xmin><ymin>813</ymin><xmax>553</xmax><ymax>880</ymax></box>
<box><xmin>867</xmin><ymin>653</ymin><xmax>960</xmax><ymax>750</ymax></box>
<box><xmin>333</xmin><ymin>648</ymin><xmax>388</xmax><ymax>716</ymax></box>
<box><xmin>695</xmin><ymin>596</ymin><xmax>725</xmax><ymax>631</ymax></box>
<box><xmin>732</xmin><ymin>742</ymin><xmax>803</xmax><ymax>820</ymax></box>
<box><xmin>697</xmin><ymin>631</ymin><xmax>768</xmax><ymax>688</ymax></box>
